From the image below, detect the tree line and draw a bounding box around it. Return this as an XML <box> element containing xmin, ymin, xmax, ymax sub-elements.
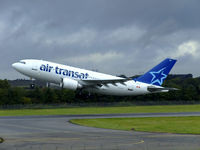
<box><xmin>0</xmin><ymin>74</ymin><xmax>200</xmax><ymax>105</ymax></box>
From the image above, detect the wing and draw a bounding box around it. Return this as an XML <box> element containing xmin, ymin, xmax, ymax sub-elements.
<box><xmin>80</xmin><ymin>78</ymin><xmax>132</xmax><ymax>87</ymax></box>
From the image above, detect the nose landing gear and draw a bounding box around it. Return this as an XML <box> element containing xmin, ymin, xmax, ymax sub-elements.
<box><xmin>30</xmin><ymin>78</ymin><xmax>35</xmax><ymax>89</ymax></box>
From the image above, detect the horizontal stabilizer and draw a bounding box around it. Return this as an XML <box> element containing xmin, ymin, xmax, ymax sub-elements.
<box><xmin>147</xmin><ymin>86</ymin><xmax>179</xmax><ymax>92</ymax></box>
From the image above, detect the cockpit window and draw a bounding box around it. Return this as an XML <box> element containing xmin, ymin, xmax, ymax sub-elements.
<box><xmin>19</xmin><ymin>61</ymin><xmax>26</xmax><ymax>64</ymax></box>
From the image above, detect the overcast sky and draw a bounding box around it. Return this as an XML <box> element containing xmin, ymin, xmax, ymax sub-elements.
<box><xmin>1</xmin><ymin>0</ymin><xmax>200</xmax><ymax>79</ymax></box>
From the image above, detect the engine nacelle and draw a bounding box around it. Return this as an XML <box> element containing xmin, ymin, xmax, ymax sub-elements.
<box><xmin>61</xmin><ymin>78</ymin><xmax>82</xmax><ymax>90</ymax></box>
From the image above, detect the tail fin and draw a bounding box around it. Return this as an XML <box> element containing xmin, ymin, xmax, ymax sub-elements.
<box><xmin>136</xmin><ymin>58</ymin><xmax>177</xmax><ymax>86</ymax></box>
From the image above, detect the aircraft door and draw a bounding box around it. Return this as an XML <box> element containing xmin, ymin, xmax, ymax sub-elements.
<box><xmin>31</xmin><ymin>64</ymin><xmax>40</xmax><ymax>76</ymax></box>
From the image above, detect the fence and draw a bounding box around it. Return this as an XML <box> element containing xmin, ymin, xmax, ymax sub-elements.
<box><xmin>0</xmin><ymin>100</ymin><xmax>200</xmax><ymax>110</ymax></box>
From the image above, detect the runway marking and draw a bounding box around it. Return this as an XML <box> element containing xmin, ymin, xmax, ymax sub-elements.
<box><xmin>118</xmin><ymin>140</ymin><xmax>144</xmax><ymax>145</ymax></box>
<box><xmin>4</xmin><ymin>136</ymin><xmax>144</xmax><ymax>146</ymax></box>
<box><xmin>5</xmin><ymin>137</ymin><xmax>80</xmax><ymax>143</ymax></box>
<box><xmin>64</xmin><ymin>131</ymin><xmax>141</xmax><ymax>140</ymax></box>
<box><xmin>3</xmin><ymin>133</ymin><xmax>143</xmax><ymax>143</ymax></box>
<box><xmin>63</xmin><ymin>140</ymin><xmax>145</xmax><ymax>150</ymax></box>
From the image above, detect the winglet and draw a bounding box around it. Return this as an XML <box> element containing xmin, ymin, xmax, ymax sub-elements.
<box><xmin>136</xmin><ymin>58</ymin><xmax>177</xmax><ymax>86</ymax></box>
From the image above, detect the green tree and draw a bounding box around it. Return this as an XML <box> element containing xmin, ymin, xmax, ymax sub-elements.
<box><xmin>0</xmin><ymin>79</ymin><xmax>10</xmax><ymax>89</ymax></box>
<box><xmin>43</xmin><ymin>88</ymin><xmax>58</xmax><ymax>103</ymax></box>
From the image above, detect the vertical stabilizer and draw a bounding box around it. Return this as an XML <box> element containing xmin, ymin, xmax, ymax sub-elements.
<box><xmin>136</xmin><ymin>58</ymin><xmax>177</xmax><ymax>86</ymax></box>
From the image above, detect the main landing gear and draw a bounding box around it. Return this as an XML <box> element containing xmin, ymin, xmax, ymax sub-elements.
<box><xmin>75</xmin><ymin>88</ymin><xmax>91</xmax><ymax>99</ymax></box>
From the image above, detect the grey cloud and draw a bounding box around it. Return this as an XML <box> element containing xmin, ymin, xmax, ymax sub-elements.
<box><xmin>0</xmin><ymin>0</ymin><xmax>200</xmax><ymax>79</ymax></box>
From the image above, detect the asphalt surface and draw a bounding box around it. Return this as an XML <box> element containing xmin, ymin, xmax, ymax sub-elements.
<box><xmin>0</xmin><ymin>112</ymin><xmax>200</xmax><ymax>150</ymax></box>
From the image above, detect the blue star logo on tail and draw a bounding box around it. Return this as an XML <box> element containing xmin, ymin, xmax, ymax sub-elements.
<box><xmin>150</xmin><ymin>67</ymin><xmax>167</xmax><ymax>85</ymax></box>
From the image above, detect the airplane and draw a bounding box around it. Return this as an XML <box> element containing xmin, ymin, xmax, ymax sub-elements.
<box><xmin>12</xmin><ymin>58</ymin><xmax>177</xmax><ymax>96</ymax></box>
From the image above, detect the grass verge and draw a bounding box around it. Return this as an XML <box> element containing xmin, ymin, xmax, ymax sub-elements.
<box><xmin>0</xmin><ymin>104</ymin><xmax>200</xmax><ymax>116</ymax></box>
<box><xmin>70</xmin><ymin>116</ymin><xmax>200</xmax><ymax>134</ymax></box>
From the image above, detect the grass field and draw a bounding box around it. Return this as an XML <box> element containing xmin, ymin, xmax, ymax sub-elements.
<box><xmin>0</xmin><ymin>104</ymin><xmax>200</xmax><ymax>116</ymax></box>
<box><xmin>70</xmin><ymin>116</ymin><xmax>200</xmax><ymax>134</ymax></box>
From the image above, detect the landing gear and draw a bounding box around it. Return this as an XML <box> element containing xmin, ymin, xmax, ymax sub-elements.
<box><xmin>30</xmin><ymin>78</ymin><xmax>35</xmax><ymax>89</ymax></box>
<box><xmin>86</xmin><ymin>92</ymin><xmax>91</xmax><ymax>98</ymax></box>
<box><xmin>30</xmin><ymin>83</ymin><xmax>35</xmax><ymax>89</ymax></box>
<box><xmin>75</xmin><ymin>88</ymin><xmax>92</xmax><ymax>99</ymax></box>
<box><xmin>75</xmin><ymin>88</ymin><xmax>83</xmax><ymax>99</ymax></box>
<box><xmin>75</xmin><ymin>88</ymin><xmax>83</xmax><ymax>95</ymax></box>
<box><xmin>46</xmin><ymin>82</ymin><xmax>50</xmax><ymax>88</ymax></box>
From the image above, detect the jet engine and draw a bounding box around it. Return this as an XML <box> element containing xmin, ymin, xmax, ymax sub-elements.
<box><xmin>61</xmin><ymin>78</ymin><xmax>82</xmax><ymax>90</ymax></box>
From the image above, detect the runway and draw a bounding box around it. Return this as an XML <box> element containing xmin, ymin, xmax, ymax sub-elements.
<box><xmin>0</xmin><ymin>112</ymin><xmax>200</xmax><ymax>150</ymax></box>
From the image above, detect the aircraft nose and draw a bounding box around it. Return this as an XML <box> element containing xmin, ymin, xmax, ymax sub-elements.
<box><xmin>12</xmin><ymin>62</ymin><xmax>19</xmax><ymax>70</ymax></box>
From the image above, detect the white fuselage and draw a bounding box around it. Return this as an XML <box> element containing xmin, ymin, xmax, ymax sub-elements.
<box><xmin>12</xmin><ymin>59</ymin><xmax>164</xmax><ymax>96</ymax></box>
